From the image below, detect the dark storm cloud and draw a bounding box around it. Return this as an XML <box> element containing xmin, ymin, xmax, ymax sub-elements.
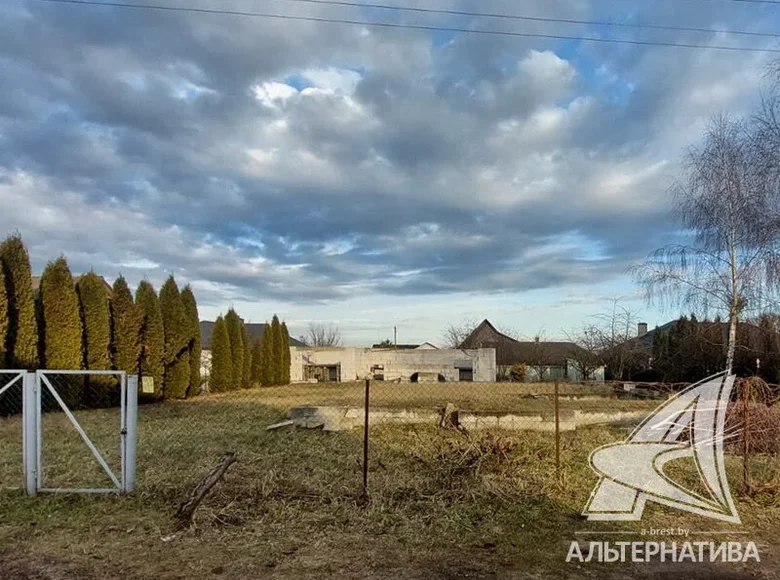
<box><xmin>0</xmin><ymin>0</ymin><xmax>775</xmax><ymax>303</ymax></box>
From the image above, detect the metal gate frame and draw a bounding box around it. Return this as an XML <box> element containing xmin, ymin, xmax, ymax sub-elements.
<box><xmin>19</xmin><ymin>370</ymin><xmax>138</xmax><ymax>496</ymax></box>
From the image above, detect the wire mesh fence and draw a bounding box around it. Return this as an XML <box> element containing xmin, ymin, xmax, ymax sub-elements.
<box><xmin>0</xmin><ymin>371</ymin><xmax>25</xmax><ymax>490</ymax></box>
<box><xmin>2</xmin><ymin>366</ymin><xmax>780</xmax><ymax>517</ymax></box>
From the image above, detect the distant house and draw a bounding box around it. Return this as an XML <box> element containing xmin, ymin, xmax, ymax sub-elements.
<box><xmin>199</xmin><ymin>320</ymin><xmax>305</xmax><ymax>383</ymax></box>
<box><xmin>459</xmin><ymin>319</ymin><xmax>605</xmax><ymax>382</ymax></box>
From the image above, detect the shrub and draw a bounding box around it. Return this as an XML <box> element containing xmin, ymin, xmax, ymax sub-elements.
<box><xmin>136</xmin><ymin>280</ymin><xmax>164</xmax><ymax>399</ymax></box>
<box><xmin>509</xmin><ymin>363</ymin><xmax>527</xmax><ymax>383</ymax></box>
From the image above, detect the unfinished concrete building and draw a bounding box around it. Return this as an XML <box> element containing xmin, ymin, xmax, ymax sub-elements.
<box><xmin>290</xmin><ymin>347</ymin><xmax>496</xmax><ymax>383</ymax></box>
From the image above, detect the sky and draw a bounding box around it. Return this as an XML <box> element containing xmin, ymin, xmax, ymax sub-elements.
<box><xmin>0</xmin><ymin>0</ymin><xmax>778</xmax><ymax>346</ymax></box>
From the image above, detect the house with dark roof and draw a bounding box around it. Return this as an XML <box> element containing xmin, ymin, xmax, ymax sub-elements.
<box><xmin>200</xmin><ymin>321</ymin><xmax>305</xmax><ymax>350</ymax></box>
<box><xmin>458</xmin><ymin>319</ymin><xmax>605</xmax><ymax>382</ymax></box>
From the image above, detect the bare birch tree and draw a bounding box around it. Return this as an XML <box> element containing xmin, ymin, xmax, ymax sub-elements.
<box><xmin>633</xmin><ymin>116</ymin><xmax>780</xmax><ymax>373</ymax></box>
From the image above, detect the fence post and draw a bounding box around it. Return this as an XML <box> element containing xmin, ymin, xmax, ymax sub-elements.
<box><xmin>554</xmin><ymin>379</ymin><xmax>561</xmax><ymax>483</ymax></box>
<box><xmin>22</xmin><ymin>372</ymin><xmax>37</xmax><ymax>496</ymax></box>
<box><xmin>741</xmin><ymin>379</ymin><xmax>751</xmax><ymax>493</ymax></box>
<box><xmin>362</xmin><ymin>378</ymin><xmax>370</xmax><ymax>499</ymax></box>
<box><xmin>124</xmin><ymin>375</ymin><xmax>138</xmax><ymax>493</ymax></box>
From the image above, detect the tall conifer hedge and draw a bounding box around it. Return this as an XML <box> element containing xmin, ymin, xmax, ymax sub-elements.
<box><xmin>0</xmin><ymin>234</ymin><xmax>38</xmax><ymax>368</ymax></box>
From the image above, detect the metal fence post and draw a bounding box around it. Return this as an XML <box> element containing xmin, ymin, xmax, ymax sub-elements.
<box><xmin>554</xmin><ymin>379</ymin><xmax>561</xmax><ymax>483</ymax></box>
<box><xmin>22</xmin><ymin>372</ymin><xmax>37</xmax><ymax>496</ymax></box>
<box><xmin>362</xmin><ymin>377</ymin><xmax>370</xmax><ymax>499</ymax></box>
<box><xmin>124</xmin><ymin>374</ymin><xmax>138</xmax><ymax>493</ymax></box>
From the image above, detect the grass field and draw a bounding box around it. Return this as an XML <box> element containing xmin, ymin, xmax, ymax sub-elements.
<box><xmin>0</xmin><ymin>382</ymin><xmax>778</xmax><ymax>579</ymax></box>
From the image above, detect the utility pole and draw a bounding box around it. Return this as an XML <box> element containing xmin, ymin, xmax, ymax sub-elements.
<box><xmin>394</xmin><ymin>326</ymin><xmax>397</xmax><ymax>349</ymax></box>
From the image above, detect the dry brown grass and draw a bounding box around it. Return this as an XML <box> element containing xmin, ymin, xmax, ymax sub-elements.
<box><xmin>0</xmin><ymin>382</ymin><xmax>778</xmax><ymax>579</ymax></box>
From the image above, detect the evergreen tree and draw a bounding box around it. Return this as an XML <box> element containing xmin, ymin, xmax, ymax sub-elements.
<box><xmin>209</xmin><ymin>315</ymin><xmax>232</xmax><ymax>392</ymax></box>
<box><xmin>0</xmin><ymin>265</ymin><xmax>7</xmax><ymax>367</ymax></box>
<box><xmin>270</xmin><ymin>315</ymin><xmax>283</xmax><ymax>385</ymax></box>
<box><xmin>110</xmin><ymin>276</ymin><xmax>141</xmax><ymax>374</ymax></box>
<box><xmin>76</xmin><ymin>272</ymin><xmax>113</xmax><ymax>407</ymax></box>
<box><xmin>241</xmin><ymin>324</ymin><xmax>251</xmax><ymax>388</ymax></box>
<box><xmin>39</xmin><ymin>257</ymin><xmax>83</xmax><ymax>407</ymax></box>
<box><xmin>136</xmin><ymin>280</ymin><xmax>164</xmax><ymax>398</ymax></box>
<box><xmin>181</xmin><ymin>285</ymin><xmax>201</xmax><ymax>398</ymax></box>
<box><xmin>250</xmin><ymin>338</ymin><xmax>263</xmax><ymax>385</ymax></box>
<box><xmin>0</xmin><ymin>234</ymin><xmax>38</xmax><ymax>368</ymax></box>
<box><xmin>225</xmin><ymin>309</ymin><xmax>244</xmax><ymax>389</ymax></box>
<box><xmin>159</xmin><ymin>276</ymin><xmax>189</xmax><ymax>399</ymax></box>
<box><xmin>281</xmin><ymin>321</ymin><xmax>291</xmax><ymax>384</ymax></box>
<box><xmin>260</xmin><ymin>325</ymin><xmax>273</xmax><ymax>386</ymax></box>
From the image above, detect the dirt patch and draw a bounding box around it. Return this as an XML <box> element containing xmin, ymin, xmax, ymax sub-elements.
<box><xmin>0</xmin><ymin>550</ymin><xmax>96</xmax><ymax>580</ymax></box>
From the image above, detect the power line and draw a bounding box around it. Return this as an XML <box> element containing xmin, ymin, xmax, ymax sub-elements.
<box><xmin>27</xmin><ymin>0</ymin><xmax>780</xmax><ymax>53</ymax></box>
<box><xmin>699</xmin><ymin>0</ymin><xmax>780</xmax><ymax>5</ymax></box>
<box><xmin>272</xmin><ymin>0</ymin><xmax>780</xmax><ymax>40</ymax></box>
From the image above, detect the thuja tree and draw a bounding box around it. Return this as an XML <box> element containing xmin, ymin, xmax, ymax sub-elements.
<box><xmin>225</xmin><ymin>308</ymin><xmax>244</xmax><ymax>389</ymax></box>
<box><xmin>0</xmin><ymin>234</ymin><xmax>38</xmax><ymax>368</ymax></box>
<box><xmin>159</xmin><ymin>276</ymin><xmax>190</xmax><ymax>399</ymax></box>
<box><xmin>39</xmin><ymin>257</ymin><xmax>83</xmax><ymax>407</ymax></box>
<box><xmin>76</xmin><ymin>272</ymin><xmax>113</xmax><ymax>407</ymax></box>
<box><xmin>241</xmin><ymin>323</ymin><xmax>251</xmax><ymax>388</ymax></box>
<box><xmin>181</xmin><ymin>285</ymin><xmax>201</xmax><ymax>397</ymax></box>
<box><xmin>110</xmin><ymin>276</ymin><xmax>141</xmax><ymax>374</ymax></box>
<box><xmin>209</xmin><ymin>316</ymin><xmax>232</xmax><ymax>393</ymax></box>
<box><xmin>270</xmin><ymin>315</ymin><xmax>283</xmax><ymax>386</ymax></box>
<box><xmin>260</xmin><ymin>326</ymin><xmax>273</xmax><ymax>386</ymax></box>
<box><xmin>281</xmin><ymin>322</ymin><xmax>291</xmax><ymax>384</ymax></box>
<box><xmin>136</xmin><ymin>280</ymin><xmax>164</xmax><ymax>398</ymax></box>
<box><xmin>250</xmin><ymin>338</ymin><xmax>263</xmax><ymax>386</ymax></box>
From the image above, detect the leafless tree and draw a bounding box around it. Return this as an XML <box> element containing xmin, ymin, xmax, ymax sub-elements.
<box><xmin>590</xmin><ymin>299</ymin><xmax>645</xmax><ymax>380</ymax></box>
<box><xmin>565</xmin><ymin>325</ymin><xmax>604</xmax><ymax>381</ymax></box>
<box><xmin>525</xmin><ymin>330</ymin><xmax>551</xmax><ymax>382</ymax></box>
<box><xmin>633</xmin><ymin>115</ymin><xmax>780</xmax><ymax>373</ymax></box>
<box><xmin>306</xmin><ymin>323</ymin><xmax>343</xmax><ymax>347</ymax></box>
<box><xmin>442</xmin><ymin>317</ymin><xmax>479</xmax><ymax>348</ymax></box>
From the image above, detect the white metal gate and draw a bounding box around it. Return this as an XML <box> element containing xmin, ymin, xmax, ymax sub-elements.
<box><xmin>0</xmin><ymin>370</ymin><xmax>137</xmax><ymax>495</ymax></box>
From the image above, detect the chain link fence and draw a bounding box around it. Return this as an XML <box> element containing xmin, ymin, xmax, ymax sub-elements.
<box><xmin>2</xmin><ymin>365</ymin><xmax>780</xmax><ymax>519</ymax></box>
<box><xmin>0</xmin><ymin>371</ymin><xmax>24</xmax><ymax>490</ymax></box>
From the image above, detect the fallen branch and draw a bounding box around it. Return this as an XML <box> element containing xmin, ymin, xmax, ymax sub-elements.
<box><xmin>175</xmin><ymin>453</ymin><xmax>237</xmax><ymax>529</ymax></box>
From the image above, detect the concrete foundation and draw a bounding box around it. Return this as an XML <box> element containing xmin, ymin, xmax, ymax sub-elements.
<box><xmin>286</xmin><ymin>405</ymin><xmax>646</xmax><ymax>432</ymax></box>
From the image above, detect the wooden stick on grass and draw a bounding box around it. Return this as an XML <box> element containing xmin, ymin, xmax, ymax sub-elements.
<box><xmin>175</xmin><ymin>453</ymin><xmax>237</xmax><ymax>529</ymax></box>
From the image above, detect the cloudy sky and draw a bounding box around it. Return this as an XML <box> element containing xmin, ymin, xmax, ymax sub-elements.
<box><xmin>0</xmin><ymin>0</ymin><xmax>778</xmax><ymax>345</ymax></box>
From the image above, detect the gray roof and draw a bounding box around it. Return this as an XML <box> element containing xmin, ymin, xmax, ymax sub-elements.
<box><xmin>200</xmin><ymin>321</ymin><xmax>305</xmax><ymax>349</ymax></box>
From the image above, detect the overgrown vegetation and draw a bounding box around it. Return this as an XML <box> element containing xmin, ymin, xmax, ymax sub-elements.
<box><xmin>0</xmin><ymin>383</ymin><xmax>777</xmax><ymax>579</ymax></box>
